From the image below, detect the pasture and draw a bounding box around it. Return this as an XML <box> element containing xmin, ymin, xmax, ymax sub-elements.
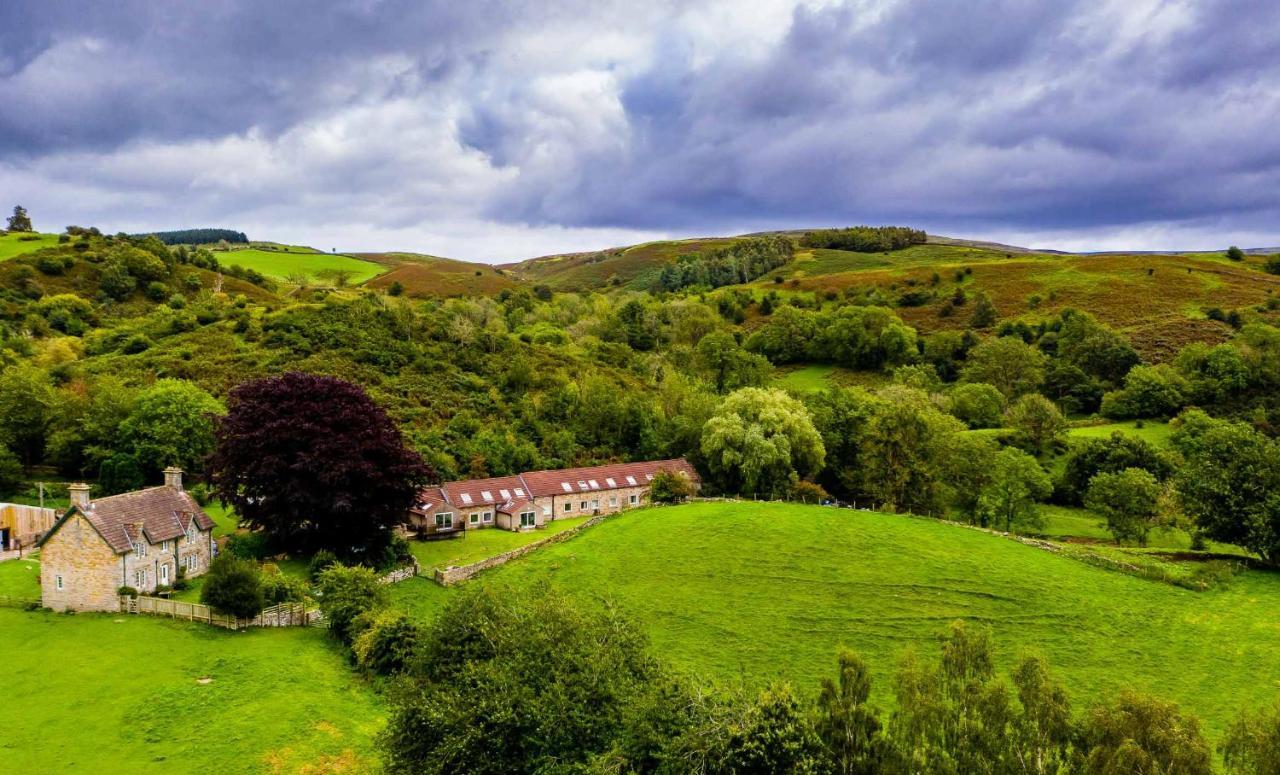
<box><xmin>361</xmin><ymin>252</ymin><xmax>518</xmax><ymax>297</ymax></box>
<box><xmin>0</xmin><ymin>232</ymin><xmax>61</xmax><ymax>260</ymax></box>
<box><xmin>1067</xmin><ymin>419</ymin><xmax>1174</xmax><ymax>447</ymax></box>
<box><xmin>390</xmin><ymin>501</ymin><xmax>1280</xmax><ymax>738</ymax></box>
<box><xmin>409</xmin><ymin>516</ymin><xmax>591</xmax><ymax>572</ymax></box>
<box><xmin>216</xmin><ymin>246</ymin><xmax>387</xmax><ymax>285</ymax></box>
<box><xmin>0</xmin><ymin>607</ymin><xmax>384</xmax><ymax>773</ymax></box>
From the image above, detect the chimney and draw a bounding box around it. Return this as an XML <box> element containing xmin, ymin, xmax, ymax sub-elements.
<box><xmin>163</xmin><ymin>467</ymin><xmax>184</xmax><ymax>491</ymax></box>
<box><xmin>68</xmin><ymin>483</ymin><xmax>91</xmax><ymax>511</ymax></box>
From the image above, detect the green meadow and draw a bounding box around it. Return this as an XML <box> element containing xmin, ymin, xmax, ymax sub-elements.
<box><xmin>409</xmin><ymin>515</ymin><xmax>592</xmax><ymax>572</ymax></box>
<box><xmin>1067</xmin><ymin>419</ymin><xmax>1175</xmax><ymax>446</ymax></box>
<box><xmin>389</xmin><ymin>501</ymin><xmax>1280</xmax><ymax>738</ymax></box>
<box><xmin>0</xmin><ymin>608</ymin><xmax>384</xmax><ymax>773</ymax></box>
<box><xmin>217</xmin><ymin>246</ymin><xmax>387</xmax><ymax>284</ymax></box>
<box><xmin>0</xmin><ymin>232</ymin><xmax>61</xmax><ymax>260</ymax></box>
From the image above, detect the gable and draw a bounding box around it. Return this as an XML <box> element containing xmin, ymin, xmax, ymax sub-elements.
<box><xmin>38</xmin><ymin>508</ymin><xmax>124</xmax><ymax>556</ymax></box>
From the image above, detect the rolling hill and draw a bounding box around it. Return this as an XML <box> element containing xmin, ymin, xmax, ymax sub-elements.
<box><xmin>359</xmin><ymin>252</ymin><xmax>518</xmax><ymax>297</ymax></box>
<box><xmin>388</xmin><ymin>501</ymin><xmax>1280</xmax><ymax>739</ymax></box>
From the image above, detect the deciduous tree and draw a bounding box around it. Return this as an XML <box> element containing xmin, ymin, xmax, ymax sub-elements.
<box><xmin>700</xmin><ymin>387</ymin><xmax>825</xmax><ymax>496</ymax></box>
<box><xmin>978</xmin><ymin>448</ymin><xmax>1052</xmax><ymax>533</ymax></box>
<box><xmin>209</xmin><ymin>372</ymin><xmax>432</xmax><ymax>558</ymax></box>
<box><xmin>1085</xmin><ymin>468</ymin><xmax>1163</xmax><ymax>546</ymax></box>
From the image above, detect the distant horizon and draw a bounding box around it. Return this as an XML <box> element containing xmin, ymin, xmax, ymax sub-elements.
<box><xmin>4</xmin><ymin>2</ymin><xmax>1279</xmax><ymax>263</ymax></box>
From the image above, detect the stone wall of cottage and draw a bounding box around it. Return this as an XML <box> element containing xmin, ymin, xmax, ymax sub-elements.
<box><xmin>40</xmin><ymin>514</ymin><xmax>124</xmax><ymax>612</ymax></box>
<box><xmin>122</xmin><ymin>528</ymin><xmax>213</xmax><ymax>592</ymax></box>
<box><xmin>536</xmin><ymin>483</ymin><xmax>653</xmax><ymax>522</ymax></box>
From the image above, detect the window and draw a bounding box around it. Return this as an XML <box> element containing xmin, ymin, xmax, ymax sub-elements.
<box><xmin>609</xmin><ymin>496</ymin><xmax>617</xmax><ymax>507</ymax></box>
<box><xmin>563</xmin><ymin>502</ymin><xmax>573</xmax><ymax>513</ymax></box>
<box><xmin>470</xmin><ymin>513</ymin><xmax>479</xmax><ymax>525</ymax></box>
<box><xmin>483</xmin><ymin>511</ymin><xmax>493</xmax><ymax>523</ymax></box>
<box><xmin>436</xmin><ymin>512</ymin><xmax>454</xmax><ymax>529</ymax></box>
<box><xmin>629</xmin><ymin>494</ymin><xmax>638</xmax><ymax>505</ymax></box>
<box><xmin>580</xmin><ymin>501</ymin><xmax>587</xmax><ymax>510</ymax></box>
<box><xmin>542</xmin><ymin>504</ymin><xmax>551</xmax><ymax>516</ymax></box>
<box><xmin>137</xmin><ymin>541</ymin><xmax>147</xmax><ymax>558</ymax></box>
<box><xmin>135</xmin><ymin>569</ymin><xmax>147</xmax><ymax>587</ymax></box>
<box><xmin>520</xmin><ymin>511</ymin><xmax>536</xmax><ymax>528</ymax></box>
<box><xmin>55</xmin><ymin>575</ymin><xmax>63</xmax><ymax>591</ymax></box>
<box><xmin>590</xmin><ymin>499</ymin><xmax>599</xmax><ymax>510</ymax></box>
<box><xmin>460</xmin><ymin>493</ymin><xmax>473</xmax><ymax>505</ymax></box>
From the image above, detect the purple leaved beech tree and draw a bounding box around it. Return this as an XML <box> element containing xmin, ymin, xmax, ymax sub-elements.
<box><xmin>209</xmin><ymin>372</ymin><xmax>433</xmax><ymax>559</ymax></box>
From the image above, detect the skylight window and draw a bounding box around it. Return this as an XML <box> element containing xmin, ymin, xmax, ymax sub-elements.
<box><xmin>514</xmin><ymin>488</ymin><xmax>525</xmax><ymax>497</ymax></box>
<box><xmin>645</xmin><ymin>474</ymin><xmax>653</xmax><ymax>481</ymax></box>
<box><xmin>577</xmin><ymin>480</ymin><xmax>589</xmax><ymax>491</ymax></box>
<box><xmin>460</xmin><ymin>493</ymin><xmax>473</xmax><ymax>505</ymax></box>
<box><xmin>561</xmin><ymin>482</ymin><xmax>573</xmax><ymax>493</ymax></box>
<box><xmin>588</xmin><ymin>479</ymin><xmax>600</xmax><ymax>489</ymax></box>
<box><xmin>499</xmin><ymin>489</ymin><xmax>510</xmax><ymax>499</ymax></box>
<box><xmin>605</xmin><ymin>478</ymin><xmax>617</xmax><ymax>488</ymax></box>
<box><xmin>625</xmin><ymin>476</ymin><xmax>637</xmax><ymax>486</ymax></box>
<box><xmin>481</xmin><ymin>490</ymin><xmax>493</xmax><ymax>501</ymax></box>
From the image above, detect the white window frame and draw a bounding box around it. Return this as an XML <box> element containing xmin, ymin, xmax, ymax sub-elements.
<box><xmin>483</xmin><ymin>511</ymin><xmax>493</xmax><ymax>523</ymax></box>
<box><xmin>542</xmin><ymin>504</ymin><xmax>551</xmax><ymax>516</ymax></box>
<box><xmin>610</xmin><ymin>496</ymin><xmax>618</xmax><ymax>507</ymax></box>
<box><xmin>629</xmin><ymin>494</ymin><xmax>638</xmax><ymax>505</ymax></box>
<box><xmin>470</xmin><ymin>512</ymin><xmax>480</xmax><ymax>525</ymax></box>
<box><xmin>520</xmin><ymin>511</ymin><xmax>536</xmax><ymax>528</ymax></box>
<box><xmin>137</xmin><ymin>541</ymin><xmax>147</xmax><ymax>558</ymax></box>
<box><xmin>56</xmin><ymin>575</ymin><xmax>63</xmax><ymax>591</ymax></box>
<box><xmin>580</xmin><ymin>501</ymin><xmax>588</xmax><ymax>510</ymax></box>
<box><xmin>436</xmin><ymin>512</ymin><xmax>454</xmax><ymax>529</ymax></box>
<box><xmin>563</xmin><ymin>502</ymin><xmax>573</xmax><ymax>513</ymax></box>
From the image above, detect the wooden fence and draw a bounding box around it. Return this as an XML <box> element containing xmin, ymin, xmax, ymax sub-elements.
<box><xmin>123</xmin><ymin>596</ymin><xmax>322</xmax><ymax>630</ymax></box>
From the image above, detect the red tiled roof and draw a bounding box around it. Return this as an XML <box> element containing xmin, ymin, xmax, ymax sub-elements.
<box><xmin>51</xmin><ymin>486</ymin><xmax>213</xmax><ymax>555</ymax></box>
<box><xmin>439</xmin><ymin>475</ymin><xmax>527</xmax><ymax>509</ymax></box>
<box><xmin>415</xmin><ymin>458</ymin><xmax>699</xmax><ymax>511</ymax></box>
<box><xmin>497</xmin><ymin>498</ymin><xmax>535</xmax><ymax>515</ymax></box>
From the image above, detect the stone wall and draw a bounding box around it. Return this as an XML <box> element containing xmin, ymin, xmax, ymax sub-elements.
<box><xmin>434</xmin><ymin>514</ymin><xmax>607</xmax><ymax>586</ymax></box>
<box><xmin>41</xmin><ymin>513</ymin><xmax>124</xmax><ymax>612</ymax></box>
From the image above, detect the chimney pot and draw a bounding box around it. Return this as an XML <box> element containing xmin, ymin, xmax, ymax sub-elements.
<box><xmin>68</xmin><ymin>483</ymin><xmax>91</xmax><ymax>510</ymax></box>
<box><xmin>163</xmin><ymin>467</ymin><xmax>184</xmax><ymax>492</ymax></box>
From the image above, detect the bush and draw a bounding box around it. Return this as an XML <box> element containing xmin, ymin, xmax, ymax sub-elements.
<box><xmin>786</xmin><ymin>478</ymin><xmax>830</xmax><ymax>504</ymax></box>
<box><xmin>649</xmin><ymin>470</ymin><xmax>694</xmax><ymax>504</ymax></box>
<box><xmin>36</xmin><ymin>254</ymin><xmax>65</xmax><ymax>275</ymax></box>
<box><xmin>309</xmin><ymin>550</ymin><xmax>339</xmax><ymax>581</ymax></box>
<box><xmin>948</xmin><ymin>383</ymin><xmax>1005</xmax><ymax>429</ymax></box>
<box><xmin>260</xmin><ymin>566</ymin><xmax>310</xmax><ymax>604</ymax></box>
<box><xmin>224</xmin><ymin>531</ymin><xmax>269</xmax><ymax>560</ymax></box>
<box><xmin>145</xmin><ymin>281</ymin><xmax>168</xmax><ymax>301</ymax></box>
<box><xmin>200</xmin><ymin>554</ymin><xmax>264</xmax><ymax>618</ymax></box>
<box><xmin>117</xmin><ymin>586</ymin><xmax>139</xmax><ymax>598</ymax></box>
<box><xmin>316</xmin><ymin>564</ymin><xmax>388</xmax><ymax>645</ymax></box>
<box><xmin>167</xmin><ymin>293</ymin><xmax>186</xmax><ymax>309</ymax></box>
<box><xmin>187</xmin><ymin>482</ymin><xmax>213</xmax><ymax>506</ymax></box>
<box><xmin>352</xmin><ymin>609</ymin><xmax>422</xmax><ymax>675</ymax></box>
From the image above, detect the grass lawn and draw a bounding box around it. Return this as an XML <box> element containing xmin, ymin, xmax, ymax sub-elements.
<box><xmin>0</xmin><ymin>554</ymin><xmax>41</xmax><ymax>600</ymax></box>
<box><xmin>217</xmin><ymin>247</ymin><xmax>387</xmax><ymax>285</ymax></box>
<box><xmin>0</xmin><ymin>232</ymin><xmax>61</xmax><ymax>260</ymax></box>
<box><xmin>1068</xmin><ymin>420</ymin><xmax>1174</xmax><ymax>447</ymax></box>
<box><xmin>0</xmin><ymin>608</ymin><xmax>384</xmax><ymax>772</ymax></box>
<box><xmin>409</xmin><ymin>517</ymin><xmax>592</xmax><ymax>572</ymax></box>
<box><xmin>203</xmin><ymin>501</ymin><xmax>239</xmax><ymax>538</ymax></box>
<box><xmin>391</xmin><ymin>502</ymin><xmax>1280</xmax><ymax>738</ymax></box>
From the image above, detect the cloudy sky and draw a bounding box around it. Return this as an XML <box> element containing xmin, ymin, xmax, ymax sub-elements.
<box><xmin>1</xmin><ymin>0</ymin><xmax>1277</xmax><ymax>262</ymax></box>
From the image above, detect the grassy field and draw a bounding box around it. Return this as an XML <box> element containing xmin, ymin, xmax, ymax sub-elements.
<box><xmin>0</xmin><ymin>554</ymin><xmax>41</xmax><ymax>600</ymax></box>
<box><xmin>409</xmin><ymin>517</ymin><xmax>592</xmax><ymax>572</ymax></box>
<box><xmin>1067</xmin><ymin>420</ymin><xmax>1174</xmax><ymax>447</ymax></box>
<box><xmin>390</xmin><ymin>502</ymin><xmax>1280</xmax><ymax>738</ymax></box>
<box><xmin>216</xmin><ymin>246</ymin><xmax>387</xmax><ymax>285</ymax></box>
<box><xmin>0</xmin><ymin>608</ymin><xmax>384</xmax><ymax>773</ymax></box>
<box><xmin>504</xmin><ymin>237</ymin><xmax>740</xmax><ymax>290</ymax></box>
<box><xmin>0</xmin><ymin>232</ymin><xmax>61</xmax><ymax>260</ymax></box>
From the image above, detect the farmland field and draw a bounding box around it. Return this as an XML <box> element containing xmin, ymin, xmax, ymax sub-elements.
<box><xmin>390</xmin><ymin>501</ymin><xmax>1280</xmax><ymax>738</ymax></box>
<box><xmin>216</xmin><ymin>246</ymin><xmax>387</xmax><ymax>284</ymax></box>
<box><xmin>0</xmin><ymin>232</ymin><xmax>61</xmax><ymax>260</ymax></box>
<box><xmin>0</xmin><ymin>607</ymin><xmax>384</xmax><ymax>772</ymax></box>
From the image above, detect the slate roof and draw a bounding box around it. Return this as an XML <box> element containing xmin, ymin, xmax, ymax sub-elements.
<box><xmin>42</xmin><ymin>486</ymin><xmax>214</xmax><ymax>555</ymax></box>
<box><xmin>440</xmin><ymin>475</ymin><xmax>526</xmax><ymax>509</ymax></box>
<box><xmin>496</xmin><ymin>498</ymin><xmax>535</xmax><ymax>515</ymax></box>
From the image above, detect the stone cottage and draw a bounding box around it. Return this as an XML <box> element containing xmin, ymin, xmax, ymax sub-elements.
<box><xmin>37</xmin><ymin>467</ymin><xmax>216</xmax><ymax>612</ymax></box>
<box><xmin>408</xmin><ymin>458</ymin><xmax>699</xmax><ymax>537</ymax></box>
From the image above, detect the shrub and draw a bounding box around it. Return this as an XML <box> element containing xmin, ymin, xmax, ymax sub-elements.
<box><xmin>117</xmin><ymin>586</ymin><xmax>139</xmax><ymax>598</ymax></box>
<box><xmin>224</xmin><ymin>531</ymin><xmax>269</xmax><ymax>560</ymax></box>
<box><xmin>145</xmin><ymin>281</ymin><xmax>168</xmax><ymax>301</ymax></box>
<box><xmin>187</xmin><ymin>482</ymin><xmax>213</xmax><ymax>505</ymax></box>
<box><xmin>167</xmin><ymin>293</ymin><xmax>186</xmax><ymax>309</ymax></box>
<box><xmin>260</xmin><ymin>567</ymin><xmax>310</xmax><ymax>604</ymax></box>
<box><xmin>352</xmin><ymin>609</ymin><xmax>422</xmax><ymax>675</ymax></box>
<box><xmin>35</xmin><ymin>254</ymin><xmax>65</xmax><ymax>275</ymax></box>
<box><xmin>948</xmin><ymin>383</ymin><xmax>1005</xmax><ymax>429</ymax></box>
<box><xmin>649</xmin><ymin>470</ymin><xmax>694</xmax><ymax>504</ymax></box>
<box><xmin>316</xmin><ymin>564</ymin><xmax>388</xmax><ymax>645</ymax></box>
<box><xmin>388</xmin><ymin>280</ymin><xmax>404</xmax><ymax>296</ymax></box>
<box><xmin>1265</xmin><ymin>255</ymin><xmax>1280</xmax><ymax>275</ymax></box>
<box><xmin>200</xmin><ymin>554</ymin><xmax>264</xmax><ymax>618</ymax></box>
<box><xmin>309</xmin><ymin>550</ymin><xmax>339</xmax><ymax>581</ymax></box>
<box><xmin>786</xmin><ymin>478</ymin><xmax>830</xmax><ymax>504</ymax></box>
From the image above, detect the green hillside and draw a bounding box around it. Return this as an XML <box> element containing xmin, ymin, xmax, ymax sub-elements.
<box><xmin>215</xmin><ymin>244</ymin><xmax>387</xmax><ymax>284</ymax></box>
<box><xmin>360</xmin><ymin>251</ymin><xmax>518</xmax><ymax>297</ymax></box>
<box><xmin>0</xmin><ymin>232</ymin><xmax>61</xmax><ymax>260</ymax></box>
<box><xmin>390</xmin><ymin>502</ymin><xmax>1278</xmax><ymax>738</ymax></box>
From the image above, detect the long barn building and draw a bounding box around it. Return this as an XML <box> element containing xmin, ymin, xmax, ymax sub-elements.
<box><xmin>407</xmin><ymin>458</ymin><xmax>698</xmax><ymax>536</ymax></box>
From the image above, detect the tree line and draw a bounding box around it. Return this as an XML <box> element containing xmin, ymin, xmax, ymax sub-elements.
<box><xmin>138</xmin><ymin>228</ymin><xmax>249</xmax><ymax>245</ymax></box>
<box><xmin>800</xmin><ymin>226</ymin><xmax>927</xmax><ymax>252</ymax></box>
<box><xmin>655</xmin><ymin>236</ymin><xmax>795</xmax><ymax>292</ymax></box>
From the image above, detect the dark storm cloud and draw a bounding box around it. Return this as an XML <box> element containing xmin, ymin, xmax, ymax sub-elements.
<box><xmin>1</xmin><ymin>0</ymin><xmax>1278</xmax><ymax>258</ymax></box>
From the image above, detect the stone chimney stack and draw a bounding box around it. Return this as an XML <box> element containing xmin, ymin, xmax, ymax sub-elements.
<box><xmin>68</xmin><ymin>483</ymin><xmax>91</xmax><ymax>510</ymax></box>
<box><xmin>163</xmin><ymin>467</ymin><xmax>184</xmax><ymax>491</ymax></box>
